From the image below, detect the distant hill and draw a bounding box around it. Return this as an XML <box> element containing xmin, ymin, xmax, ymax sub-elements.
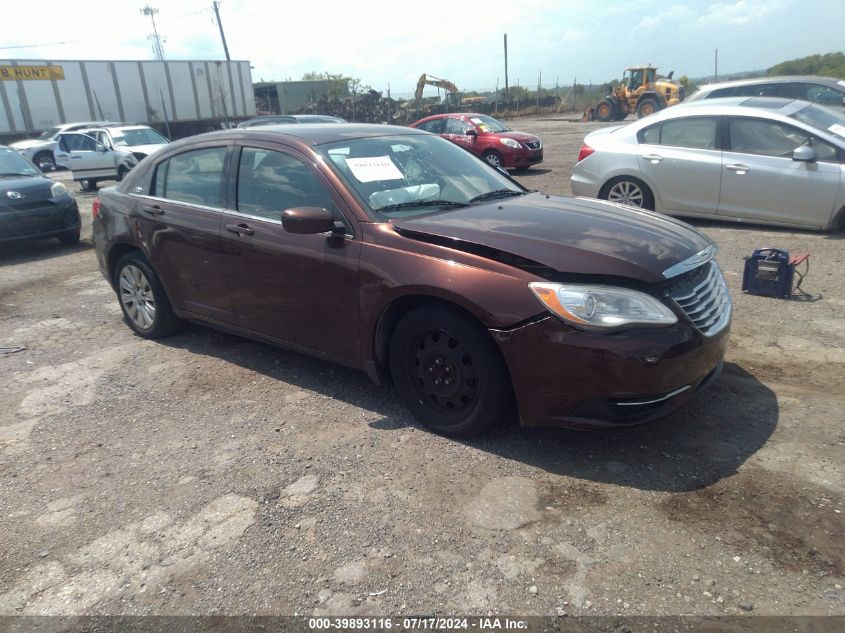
<box><xmin>767</xmin><ymin>51</ymin><xmax>845</xmax><ymax>79</ymax></box>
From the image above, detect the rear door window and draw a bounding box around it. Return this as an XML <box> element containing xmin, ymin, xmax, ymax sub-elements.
<box><xmin>638</xmin><ymin>117</ymin><xmax>718</xmax><ymax>149</ymax></box>
<box><xmin>154</xmin><ymin>147</ymin><xmax>227</xmax><ymax>207</ymax></box>
<box><xmin>420</xmin><ymin>118</ymin><xmax>446</xmax><ymax>134</ymax></box>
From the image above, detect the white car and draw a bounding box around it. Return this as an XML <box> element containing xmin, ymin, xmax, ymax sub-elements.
<box><xmin>9</xmin><ymin>121</ymin><xmax>111</xmax><ymax>172</ymax></box>
<box><xmin>571</xmin><ymin>97</ymin><xmax>845</xmax><ymax>231</ymax></box>
<box><xmin>81</xmin><ymin>125</ymin><xmax>169</xmax><ymax>162</ymax></box>
<box><xmin>54</xmin><ymin>132</ymin><xmax>138</xmax><ymax>192</ymax></box>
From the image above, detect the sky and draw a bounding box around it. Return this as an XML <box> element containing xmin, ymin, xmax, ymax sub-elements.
<box><xmin>2</xmin><ymin>0</ymin><xmax>844</xmax><ymax>97</ymax></box>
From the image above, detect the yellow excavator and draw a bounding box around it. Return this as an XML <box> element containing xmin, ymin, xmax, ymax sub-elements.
<box><xmin>411</xmin><ymin>74</ymin><xmax>486</xmax><ymax>115</ymax></box>
<box><xmin>584</xmin><ymin>66</ymin><xmax>684</xmax><ymax>122</ymax></box>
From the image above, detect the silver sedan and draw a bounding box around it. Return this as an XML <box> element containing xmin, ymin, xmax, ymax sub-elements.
<box><xmin>571</xmin><ymin>97</ymin><xmax>845</xmax><ymax>231</ymax></box>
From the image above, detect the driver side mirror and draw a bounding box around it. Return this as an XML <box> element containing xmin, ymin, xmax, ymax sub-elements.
<box><xmin>282</xmin><ymin>207</ymin><xmax>336</xmax><ymax>234</ymax></box>
<box><xmin>96</xmin><ymin>143</ymin><xmax>109</xmax><ymax>153</ymax></box>
<box><xmin>465</xmin><ymin>128</ymin><xmax>478</xmax><ymax>137</ymax></box>
<box><xmin>793</xmin><ymin>145</ymin><xmax>817</xmax><ymax>163</ymax></box>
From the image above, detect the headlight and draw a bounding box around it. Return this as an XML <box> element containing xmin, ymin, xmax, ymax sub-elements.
<box><xmin>529</xmin><ymin>282</ymin><xmax>678</xmax><ymax>328</ymax></box>
<box><xmin>499</xmin><ymin>138</ymin><xmax>521</xmax><ymax>149</ymax></box>
<box><xmin>50</xmin><ymin>181</ymin><xmax>67</xmax><ymax>197</ymax></box>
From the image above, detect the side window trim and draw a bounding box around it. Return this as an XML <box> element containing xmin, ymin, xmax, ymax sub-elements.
<box><xmin>133</xmin><ymin>143</ymin><xmax>233</xmax><ymax>210</ymax></box>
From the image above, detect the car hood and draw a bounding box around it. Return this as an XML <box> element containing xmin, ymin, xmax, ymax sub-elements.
<box><xmin>493</xmin><ymin>130</ymin><xmax>539</xmax><ymax>143</ymax></box>
<box><xmin>391</xmin><ymin>193</ymin><xmax>712</xmax><ymax>284</ymax></box>
<box><xmin>120</xmin><ymin>143</ymin><xmax>167</xmax><ymax>157</ymax></box>
<box><xmin>9</xmin><ymin>138</ymin><xmax>52</xmax><ymax>150</ymax></box>
<box><xmin>0</xmin><ymin>175</ymin><xmax>55</xmax><ymax>204</ymax></box>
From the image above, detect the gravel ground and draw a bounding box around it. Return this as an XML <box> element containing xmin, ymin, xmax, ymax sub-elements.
<box><xmin>0</xmin><ymin>116</ymin><xmax>843</xmax><ymax>618</ymax></box>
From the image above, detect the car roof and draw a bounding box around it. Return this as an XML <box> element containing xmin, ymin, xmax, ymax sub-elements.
<box><xmin>171</xmin><ymin>123</ymin><xmax>430</xmax><ymax>148</ymax></box>
<box><xmin>649</xmin><ymin>96</ymin><xmax>810</xmax><ymax>119</ymax></box>
<box><xmin>696</xmin><ymin>75</ymin><xmax>845</xmax><ymax>92</ymax></box>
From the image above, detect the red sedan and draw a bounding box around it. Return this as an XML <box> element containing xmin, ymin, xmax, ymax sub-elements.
<box><xmin>410</xmin><ymin>113</ymin><xmax>543</xmax><ymax>170</ymax></box>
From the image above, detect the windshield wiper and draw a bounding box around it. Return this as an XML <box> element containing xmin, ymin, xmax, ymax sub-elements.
<box><xmin>375</xmin><ymin>199</ymin><xmax>467</xmax><ymax>212</ymax></box>
<box><xmin>468</xmin><ymin>189</ymin><xmax>526</xmax><ymax>204</ymax></box>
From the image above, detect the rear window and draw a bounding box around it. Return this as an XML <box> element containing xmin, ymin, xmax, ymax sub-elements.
<box><xmin>154</xmin><ymin>147</ymin><xmax>227</xmax><ymax>207</ymax></box>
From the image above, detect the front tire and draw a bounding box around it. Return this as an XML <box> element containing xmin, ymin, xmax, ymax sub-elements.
<box><xmin>80</xmin><ymin>179</ymin><xmax>98</xmax><ymax>192</ymax></box>
<box><xmin>482</xmin><ymin>150</ymin><xmax>504</xmax><ymax>169</ymax></box>
<box><xmin>601</xmin><ymin>176</ymin><xmax>655</xmax><ymax>210</ymax></box>
<box><xmin>33</xmin><ymin>150</ymin><xmax>56</xmax><ymax>172</ymax></box>
<box><xmin>594</xmin><ymin>98</ymin><xmax>616</xmax><ymax>122</ymax></box>
<box><xmin>114</xmin><ymin>252</ymin><xmax>182</xmax><ymax>338</ymax></box>
<box><xmin>57</xmin><ymin>227</ymin><xmax>80</xmax><ymax>246</ymax></box>
<box><xmin>389</xmin><ymin>305</ymin><xmax>513</xmax><ymax>437</ymax></box>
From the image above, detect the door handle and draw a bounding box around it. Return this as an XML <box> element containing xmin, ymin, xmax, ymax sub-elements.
<box><xmin>642</xmin><ymin>153</ymin><xmax>663</xmax><ymax>163</ymax></box>
<box><xmin>226</xmin><ymin>223</ymin><xmax>254</xmax><ymax>236</ymax></box>
<box><xmin>142</xmin><ymin>205</ymin><xmax>164</xmax><ymax>216</ymax></box>
<box><xmin>726</xmin><ymin>163</ymin><xmax>750</xmax><ymax>174</ymax></box>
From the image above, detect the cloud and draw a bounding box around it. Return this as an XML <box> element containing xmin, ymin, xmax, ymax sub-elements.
<box><xmin>697</xmin><ymin>0</ymin><xmax>788</xmax><ymax>27</ymax></box>
<box><xmin>633</xmin><ymin>5</ymin><xmax>697</xmax><ymax>34</ymax></box>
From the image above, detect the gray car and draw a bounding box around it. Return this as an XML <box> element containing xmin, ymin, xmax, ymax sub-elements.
<box><xmin>687</xmin><ymin>76</ymin><xmax>845</xmax><ymax>110</ymax></box>
<box><xmin>571</xmin><ymin>97</ymin><xmax>845</xmax><ymax>231</ymax></box>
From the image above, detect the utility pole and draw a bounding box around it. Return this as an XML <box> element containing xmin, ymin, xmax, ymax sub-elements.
<box><xmin>140</xmin><ymin>5</ymin><xmax>165</xmax><ymax>60</ymax></box>
<box><xmin>714</xmin><ymin>48</ymin><xmax>718</xmax><ymax>83</ymax></box>
<box><xmin>503</xmin><ymin>34</ymin><xmax>509</xmax><ymax>106</ymax></box>
<box><xmin>212</xmin><ymin>1</ymin><xmax>231</xmax><ymax>61</ymax></box>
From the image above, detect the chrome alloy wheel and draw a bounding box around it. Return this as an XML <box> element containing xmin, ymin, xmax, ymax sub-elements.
<box><xmin>607</xmin><ymin>180</ymin><xmax>645</xmax><ymax>207</ymax></box>
<box><xmin>119</xmin><ymin>264</ymin><xmax>156</xmax><ymax>330</ymax></box>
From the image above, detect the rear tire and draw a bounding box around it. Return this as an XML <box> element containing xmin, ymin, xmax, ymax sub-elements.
<box><xmin>114</xmin><ymin>252</ymin><xmax>183</xmax><ymax>338</ymax></box>
<box><xmin>636</xmin><ymin>97</ymin><xmax>659</xmax><ymax>118</ymax></box>
<box><xmin>389</xmin><ymin>305</ymin><xmax>513</xmax><ymax>437</ymax></box>
<box><xmin>601</xmin><ymin>176</ymin><xmax>655</xmax><ymax>210</ymax></box>
<box><xmin>594</xmin><ymin>99</ymin><xmax>616</xmax><ymax>122</ymax></box>
<box><xmin>80</xmin><ymin>179</ymin><xmax>98</xmax><ymax>192</ymax></box>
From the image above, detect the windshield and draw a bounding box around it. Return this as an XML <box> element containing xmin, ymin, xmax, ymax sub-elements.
<box><xmin>0</xmin><ymin>148</ymin><xmax>39</xmax><ymax>176</ymax></box>
<box><xmin>37</xmin><ymin>126</ymin><xmax>62</xmax><ymax>140</ymax></box>
<box><xmin>318</xmin><ymin>134</ymin><xmax>525</xmax><ymax>219</ymax></box>
<box><xmin>468</xmin><ymin>115</ymin><xmax>510</xmax><ymax>133</ymax></box>
<box><xmin>790</xmin><ymin>103</ymin><xmax>845</xmax><ymax>140</ymax></box>
<box><xmin>111</xmin><ymin>128</ymin><xmax>168</xmax><ymax>147</ymax></box>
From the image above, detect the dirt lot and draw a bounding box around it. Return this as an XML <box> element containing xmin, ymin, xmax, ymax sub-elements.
<box><xmin>1</xmin><ymin>117</ymin><xmax>843</xmax><ymax>619</ymax></box>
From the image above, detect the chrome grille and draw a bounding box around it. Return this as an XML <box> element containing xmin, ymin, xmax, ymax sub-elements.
<box><xmin>523</xmin><ymin>141</ymin><xmax>541</xmax><ymax>150</ymax></box>
<box><xmin>668</xmin><ymin>262</ymin><xmax>732</xmax><ymax>336</ymax></box>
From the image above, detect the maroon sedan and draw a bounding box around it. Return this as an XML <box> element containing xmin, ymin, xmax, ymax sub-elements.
<box><xmin>410</xmin><ymin>113</ymin><xmax>543</xmax><ymax>170</ymax></box>
<box><xmin>93</xmin><ymin>124</ymin><xmax>730</xmax><ymax>437</ymax></box>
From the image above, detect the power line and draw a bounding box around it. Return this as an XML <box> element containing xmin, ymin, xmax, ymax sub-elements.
<box><xmin>0</xmin><ymin>41</ymin><xmax>79</xmax><ymax>50</ymax></box>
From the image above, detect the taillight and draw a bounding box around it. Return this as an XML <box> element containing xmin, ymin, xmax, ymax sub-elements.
<box><xmin>577</xmin><ymin>144</ymin><xmax>595</xmax><ymax>163</ymax></box>
<box><xmin>92</xmin><ymin>197</ymin><xmax>102</xmax><ymax>219</ymax></box>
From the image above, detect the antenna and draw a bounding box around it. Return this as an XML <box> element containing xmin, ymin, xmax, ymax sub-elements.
<box><xmin>140</xmin><ymin>5</ymin><xmax>166</xmax><ymax>60</ymax></box>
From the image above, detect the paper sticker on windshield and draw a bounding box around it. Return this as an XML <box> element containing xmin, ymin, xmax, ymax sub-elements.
<box><xmin>346</xmin><ymin>156</ymin><xmax>403</xmax><ymax>182</ymax></box>
<box><xmin>470</xmin><ymin>117</ymin><xmax>484</xmax><ymax>124</ymax></box>
<box><xmin>828</xmin><ymin>123</ymin><xmax>845</xmax><ymax>137</ymax></box>
<box><xmin>838</xmin><ymin>80</ymin><xmax>845</xmax><ymax>88</ymax></box>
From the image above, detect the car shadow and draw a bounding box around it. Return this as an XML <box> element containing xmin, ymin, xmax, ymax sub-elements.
<box><xmin>514</xmin><ymin>168</ymin><xmax>552</xmax><ymax>177</ymax></box>
<box><xmin>157</xmin><ymin>324</ymin><xmax>776</xmax><ymax>494</ymax></box>
<box><xmin>0</xmin><ymin>239</ymin><xmax>92</xmax><ymax>267</ymax></box>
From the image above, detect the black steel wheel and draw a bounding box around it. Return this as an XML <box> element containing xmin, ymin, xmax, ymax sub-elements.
<box><xmin>114</xmin><ymin>252</ymin><xmax>182</xmax><ymax>338</ymax></box>
<box><xmin>389</xmin><ymin>305</ymin><xmax>512</xmax><ymax>437</ymax></box>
